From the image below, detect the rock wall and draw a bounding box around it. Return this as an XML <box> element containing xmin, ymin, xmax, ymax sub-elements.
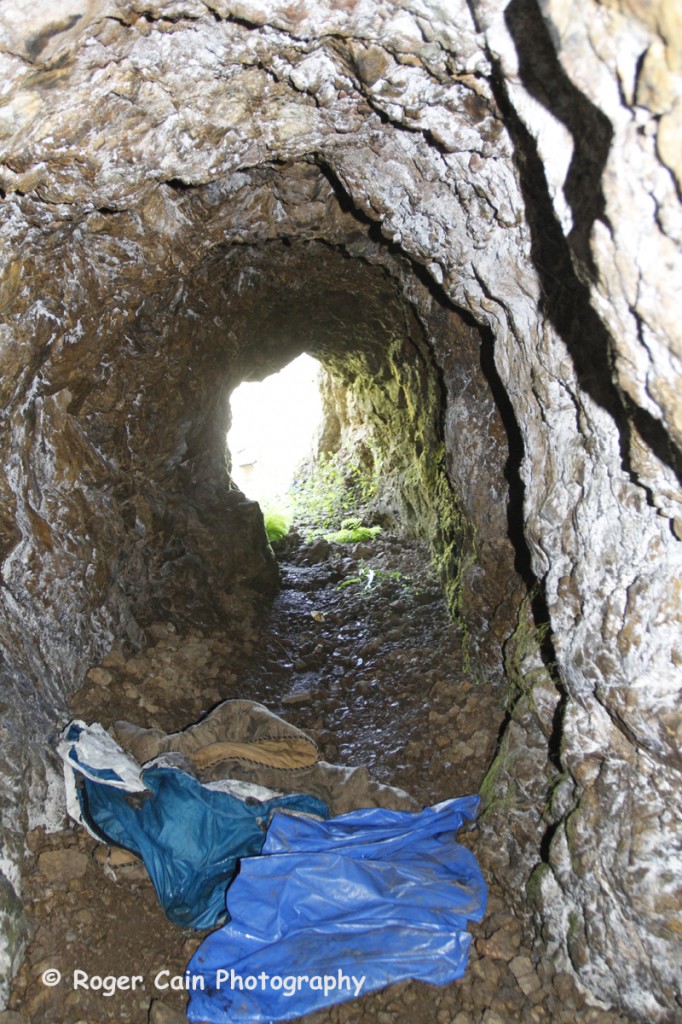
<box><xmin>0</xmin><ymin>1</ymin><xmax>680</xmax><ymax>1019</ymax></box>
<box><xmin>316</xmin><ymin>291</ymin><xmax>522</xmax><ymax>668</ymax></box>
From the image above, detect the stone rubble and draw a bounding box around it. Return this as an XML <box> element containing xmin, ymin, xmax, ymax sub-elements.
<box><xmin>6</xmin><ymin>536</ymin><xmax>635</xmax><ymax>1024</ymax></box>
<box><xmin>0</xmin><ymin>1</ymin><xmax>679</xmax><ymax>1018</ymax></box>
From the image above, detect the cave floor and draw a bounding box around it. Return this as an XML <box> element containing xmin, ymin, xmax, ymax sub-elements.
<box><xmin>7</xmin><ymin>536</ymin><xmax>634</xmax><ymax>1024</ymax></box>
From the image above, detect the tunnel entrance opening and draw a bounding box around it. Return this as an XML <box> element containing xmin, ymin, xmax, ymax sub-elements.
<box><xmin>226</xmin><ymin>353</ymin><xmax>324</xmax><ymax>512</ymax></box>
<box><xmin>3</xmin><ymin>231</ymin><xmax>645</xmax><ymax>1024</ymax></box>
<box><xmin>2</xmin><ymin>224</ymin><xmax>545</xmax><ymax>1022</ymax></box>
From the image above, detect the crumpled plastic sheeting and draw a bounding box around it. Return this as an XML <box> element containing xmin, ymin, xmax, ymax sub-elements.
<box><xmin>187</xmin><ymin>797</ymin><xmax>487</xmax><ymax>1023</ymax></box>
<box><xmin>59</xmin><ymin>721</ymin><xmax>328</xmax><ymax>929</ymax></box>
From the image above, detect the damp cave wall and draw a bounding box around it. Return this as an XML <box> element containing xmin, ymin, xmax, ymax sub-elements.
<box><xmin>0</xmin><ymin>1</ymin><xmax>681</xmax><ymax>1021</ymax></box>
<box><xmin>0</xmin><ymin>172</ymin><xmax>522</xmax><ymax>1003</ymax></box>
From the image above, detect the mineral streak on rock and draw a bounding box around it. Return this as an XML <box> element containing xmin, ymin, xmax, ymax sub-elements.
<box><xmin>0</xmin><ymin>0</ymin><xmax>680</xmax><ymax>1020</ymax></box>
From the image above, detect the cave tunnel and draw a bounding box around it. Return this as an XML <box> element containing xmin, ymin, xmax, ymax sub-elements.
<box><xmin>0</xmin><ymin>2</ymin><xmax>681</xmax><ymax>1023</ymax></box>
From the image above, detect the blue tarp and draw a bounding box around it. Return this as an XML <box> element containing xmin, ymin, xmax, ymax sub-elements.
<box><xmin>187</xmin><ymin>796</ymin><xmax>487</xmax><ymax>1022</ymax></box>
<box><xmin>61</xmin><ymin>722</ymin><xmax>328</xmax><ymax>929</ymax></box>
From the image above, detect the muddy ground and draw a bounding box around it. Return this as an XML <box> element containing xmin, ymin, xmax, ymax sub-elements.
<box><xmin>5</xmin><ymin>535</ymin><xmax>635</xmax><ymax>1024</ymax></box>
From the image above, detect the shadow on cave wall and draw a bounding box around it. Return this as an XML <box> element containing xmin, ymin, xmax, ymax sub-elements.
<box><xmin>497</xmin><ymin>0</ymin><xmax>682</xmax><ymax>496</ymax></box>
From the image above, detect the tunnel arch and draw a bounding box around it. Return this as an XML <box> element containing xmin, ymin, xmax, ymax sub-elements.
<box><xmin>0</xmin><ymin>4</ymin><xmax>680</xmax><ymax>1020</ymax></box>
<box><xmin>122</xmin><ymin>232</ymin><xmax>522</xmax><ymax>650</ymax></box>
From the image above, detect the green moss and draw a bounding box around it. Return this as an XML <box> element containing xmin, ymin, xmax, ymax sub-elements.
<box><xmin>503</xmin><ymin>587</ymin><xmax>556</xmax><ymax>707</ymax></box>
<box><xmin>336</xmin><ymin>562</ymin><xmax>404</xmax><ymax>592</ymax></box>
<box><xmin>566</xmin><ymin>910</ymin><xmax>581</xmax><ymax>948</ymax></box>
<box><xmin>526</xmin><ymin>862</ymin><xmax>551</xmax><ymax>909</ymax></box>
<box><xmin>263</xmin><ymin>510</ymin><xmax>290</xmax><ymax>543</ymax></box>
<box><xmin>324</xmin><ymin>524</ymin><xmax>382</xmax><ymax>544</ymax></box>
<box><xmin>427</xmin><ymin>446</ymin><xmax>477</xmax><ymax>669</ymax></box>
<box><xmin>479</xmin><ymin>740</ymin><xmax>519</xmax><ymax>814</ymax></box>
<box><xmin>293</xmin><ymin>328</ymin><xmax>481</xmax><ymax>662</ymax></box>
<box><xmin>290</xmin><ymin>449</ymin><xmax>380</xmax><ymax>540</ymax></box>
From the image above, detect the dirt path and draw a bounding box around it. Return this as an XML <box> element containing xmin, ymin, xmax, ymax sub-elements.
<box><xmin>6</xmin><ymin>536</ymin><xmax>633</xmax><ymax>1024</ymax></box>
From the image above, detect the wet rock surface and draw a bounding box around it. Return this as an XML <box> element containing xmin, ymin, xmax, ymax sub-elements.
<box><xmin>8</xmin><ymin>537</ymin><xmax>634</xmax><ymax>1024</ymax></box>
<box><xmin>0</xmin><ymin>2</ymin><xmax>680</xmax><ymax>1019</ymax></box>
